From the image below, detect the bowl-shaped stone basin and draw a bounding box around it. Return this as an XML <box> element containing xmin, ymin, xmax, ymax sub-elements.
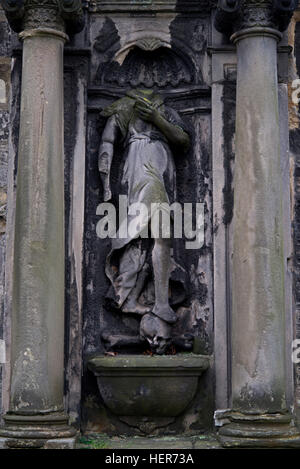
<box><xmin>88</xmin><ymin>354</ymin><xmax>210</xmax><ymax>418</ymax></box>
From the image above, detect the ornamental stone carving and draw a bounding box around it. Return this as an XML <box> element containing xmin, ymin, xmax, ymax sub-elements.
<box><xmin>214</xmin><ymin>0</ymin><xmax>298</xmax><ymax>36</ymax></box>
<box><xmin>2</xmin><ymin>0</ymin><xmax>84</xmax><ymax>34</ymax></box>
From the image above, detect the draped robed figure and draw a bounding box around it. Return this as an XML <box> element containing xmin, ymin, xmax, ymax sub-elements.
<box><xmin>98</xmin><ymin>89</ymin><xmax>190</xmax><ymax>325</ymax></box>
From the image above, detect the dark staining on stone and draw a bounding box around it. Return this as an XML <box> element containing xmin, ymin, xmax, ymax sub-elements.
<box><xmin>94</xmin><ymin>17</ymin><xmax>121</xmax><ymax>86</ymax></box>
<box><xmin>10</xmin><ymin>57</ymin><xmax>21</xmax><ymax>180</ymax></box>
<box><xmin>295</xmin><ymin>22</ymin><xmax>300</xmax><ymax>74</ymax></box>
<box><xmin>169</xmin><ymin>10</ymin><xmax>212</xmax><ymax>305</ymax></box>
<box><xmin>84</xmin><ymin>18</ymin><xmax>125</xmax><ymax>363</ymax></box>
<box><xmin>222</xmin><ymin>83</ymin><xmax>236</xmax><ymax>226</ymax></box>
<box><xmin>83</xmin><ymin>122</ymin><xmax>113</xmax><ymax>355</ymax></box>
<box><xmin>291</xmin><ymin>24</ymin><xmax>300</xmax><ymax>362</ymax></box>
<box><xmin>291</xmin><ymin>133</ymin><xmax>300</xmax><ymax>310</ymax></box>
<box><xmin>94</xmin><ymin>17</ymin><xmax>120</xmax><ymax>55</ymax></box>
<box><xmin>0</xmin><ymin>21</ymin><xmax>11</xmax><ymax>57</ymax></box>
<box><xmin>63</xmin><ymin>67</ymin><xmax>80</xmax><ymax>398</ymax></box>
<box><xmin>170</xmin><ymin>9</ymin><xmax>207</xmax><ymax>86</ymax></box>
<box><xmin>0</xmin><ymin>33</ymin><xmax>14</xmax><ymax>412</ymax></box>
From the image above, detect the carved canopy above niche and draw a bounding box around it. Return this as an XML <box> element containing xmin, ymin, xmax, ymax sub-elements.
<box><xmin>96</xmin><ymin>43</ymin><xmax>195</xmax><ymax>88</ymax></box>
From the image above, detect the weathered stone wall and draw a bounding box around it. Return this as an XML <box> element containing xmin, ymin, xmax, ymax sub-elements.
<box><xmin>0</xmin><ymin>7</ymin><xmax>11</xmax><ymax>418</ymax></box>
<box><xmin>289</xmin><ymin>12</ymin><xmax>300</xmax><ymax>424</ymax></box>
<box><xmin>0</xmin><ymin>1</ymin><xmax>299</xmax><ymax>437</ymax></box>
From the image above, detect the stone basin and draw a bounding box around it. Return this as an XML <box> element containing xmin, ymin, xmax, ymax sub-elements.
<box><xmin>88</xmin><ymin>354</ymin><xmax>210</xmax><ymax>418</ymax></box>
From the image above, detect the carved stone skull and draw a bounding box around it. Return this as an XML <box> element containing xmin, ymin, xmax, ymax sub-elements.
<box><xmin>140</xmin><ymin>313</ymin><xmax>172</xmax><ymax>355</ymax></box>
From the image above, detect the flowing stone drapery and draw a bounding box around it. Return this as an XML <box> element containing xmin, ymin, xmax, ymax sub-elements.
<box><xmin>215</xmin><ymin>0</ymin><xmax>300</xmax><ymax>447</ymax></box>
<box><xmin>0</xmin><ymin>0</ymin><xmax>83</xmax><ymax>449</ymax></box>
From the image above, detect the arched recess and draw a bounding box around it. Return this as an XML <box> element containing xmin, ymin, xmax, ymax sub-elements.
<box><xmin>94</xmin><ymin>36</ymin><xmax>199</xmax><ymax>88</ymax></box>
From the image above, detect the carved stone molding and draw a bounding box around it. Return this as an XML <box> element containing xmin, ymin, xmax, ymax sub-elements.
<box><xmin>214</xmin><ymin>0</ymin><xmax>298</xmax><ymax>37</ymax></box>
<box><xmin>2</xmin><ymin>0</ymin><xmax>84</xmax><ymax>34</ymax></box>
<box><xmin>87</xmin><ymin>0</ymin><xmax>214</xmax><ymax>14</ymax></box>
<box><xmin>98</xmin><ymin>45</ymin><xmax>195</xmax><ymax>88</ymax></box>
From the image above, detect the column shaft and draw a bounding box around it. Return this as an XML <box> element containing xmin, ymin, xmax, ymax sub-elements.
<box><xmin>0</xmin><ymin>28</ymin><xmax>76</xmax><ymax>449</ymax></box>
<box><xmin>219</xmin><ymin>27</ymin><xmax>300</xmax><ymax>447</ymax></box>
<box><xmin>0</xmin><ymin>0</ymin><xmax>83</xmax><ymax>449</ymax></box>
<box><xmin>10</xmin><ymin>29</ymin><xmax>67</xmax><ymax>414</ymax></box>
<box><xmin>232</xmin><ymin>28</ymin><xmax>286</xmax><ymax>413</ymax></box>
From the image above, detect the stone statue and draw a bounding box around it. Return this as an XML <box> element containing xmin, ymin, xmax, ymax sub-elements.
<box><xmin>98</xmin><ymin>89</ymin><xmax>190</xmax><ymax>354</ymax></box>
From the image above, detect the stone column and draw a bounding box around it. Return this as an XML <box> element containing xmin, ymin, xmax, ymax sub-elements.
<box><xmin>215</xmin><ymin>0</ymin><xmax>300</xmax><ymax>447</ymax></box>
<box><xmin>0</xmin><ymin>0</ymin><xmax>83</xmax><ymax>449</ymax></box>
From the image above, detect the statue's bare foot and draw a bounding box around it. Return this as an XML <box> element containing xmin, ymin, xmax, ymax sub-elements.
<box><xmin>122</xmin><ymin>300</ymin><xmax>151</xmax><ymax>315</ymax></box>
<box><xmin>152</xmin><ymin>305</ymin><xmax>177</xmax><ymax>324</ymax></box>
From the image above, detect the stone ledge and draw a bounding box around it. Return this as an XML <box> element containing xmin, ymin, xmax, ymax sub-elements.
<box><xmin>0</xmin><ymin>436</ymin><xmax>76</xmax><ymax>449</ymax></box>
<box><xmin>76</xmin><ymin>433</ymin><xmax>222</xmax><ymax>449</ymax></box>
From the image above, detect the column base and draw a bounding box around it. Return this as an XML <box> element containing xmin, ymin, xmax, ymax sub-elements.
<box><xmin>218</xmin><ymin>411</ymin><xmax>300</xmax><ymax>448</ymax></box>
<box><xmin>0</xmin><ymin>412</ymin><xmax>77</xmax><ymax>449</ymax></box>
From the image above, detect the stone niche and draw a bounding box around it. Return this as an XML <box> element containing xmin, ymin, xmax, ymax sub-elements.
<box><xmin>61</xmin><ymin>0</ymin><xmax>215</xmax><ymax>436</ymax></box>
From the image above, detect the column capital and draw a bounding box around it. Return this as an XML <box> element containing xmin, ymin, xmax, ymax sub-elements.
<box><xmin>214</xmin><ymin>0</ymin><xmax>298</xmax><ymax>38</ymax></box>
<box><xmin>2</xmin><ymin>0</ymin><xmax>84</xmax><ymax>36</ymax></box>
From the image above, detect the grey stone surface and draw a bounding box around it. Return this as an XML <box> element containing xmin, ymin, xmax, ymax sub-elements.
<box><xmin>9</xmin><ymin>29</ymin><xmax>67</xmax><ymax>414</ymax></box>
<box><xmin>0</xmin><ymin>436</ymin><xmax>76</xmax><ymax>449</ymax></box>
<box><xmin>211</xmin><ymin>42</ymin><xmax>237</xmax><ymax>411</ymax></box>
<box><xmin>77</xmin><ymin>433</ymin><xmax>221</xmax><ymax>449</ymax></box>
<box><xmin>43</xmin><ymin>438</ymin><xmax>76</xmax><ymax>449</ymax></box>
<box><xmin>231</xmin><ymin>28</ymin><xmax>287</xmax><ymax>414</ymax></box>
<box><xmin>215</xmin><ymin>5</ymin><xmax>299</xmax><ymax>448</ymax></box>
<box><xmin>88</xmin><ymin>354</ymin><xmax>210</xmax><ymax>422</ymax></box>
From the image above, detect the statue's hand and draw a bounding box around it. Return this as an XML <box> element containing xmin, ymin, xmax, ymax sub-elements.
<box><xmin>103</xmin><ymin>187</ymin><xmax>112</xmax><ymax>202</ymax></box>
<box><xmin>135</xmin><ymin>97</ymin><xmax>160</xmax><ymax>124</ymax></box>
<box><xmin>100</xmin><ymin>172</ymin><xmax>112</xmax><ymax>202</ymax></box>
